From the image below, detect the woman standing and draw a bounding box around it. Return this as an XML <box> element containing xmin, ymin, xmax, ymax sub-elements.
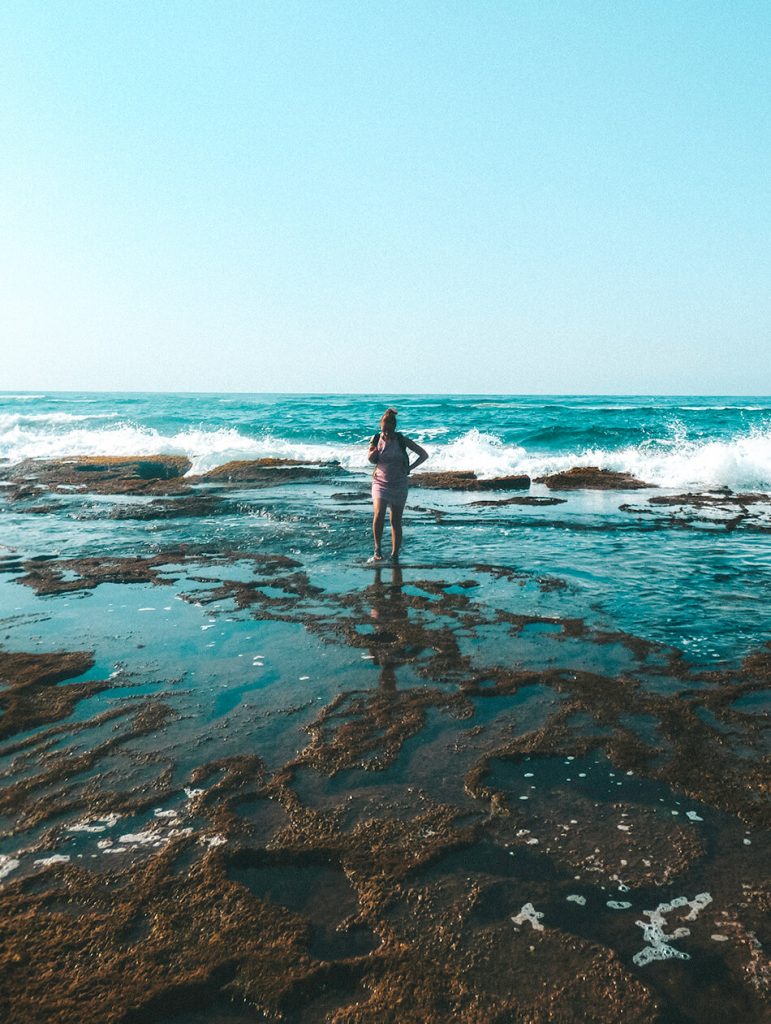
<box><xmin>367</xmin><ymin>407</ymin><xmax>428</xmax><ymax>562</ymax></box>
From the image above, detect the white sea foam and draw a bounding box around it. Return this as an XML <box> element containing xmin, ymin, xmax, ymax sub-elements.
<box><xmin>2</xmin><ymin>419</ymin><xmax>771</xmax><ymax>490</ymax></box>
<box><xmin>511</xmin><ymin>902</ymin><xmax>545</xmax><ymax>931</ymax></box>
<box><xmin>426</xmin><ymin>427</ymin><xmax>771</xmax><ymax>490</ymax></box>
<box><xmin>0</xmin><ymin>854</ymin><xmax>20</xmax><ymax>882</ymax></box>
<box><xmin>633</xmin><ymin>893</ymin><xmax>712</xmax><ymax>967</ymax></box>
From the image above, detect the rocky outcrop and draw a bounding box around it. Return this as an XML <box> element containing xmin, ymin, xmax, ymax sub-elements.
<box><xmin>198</xmin><ymin>458</ymin><xmax>340</xmax><ymax>485</ymax></box>
<box><xmin>0</xmin><ymin>455</ymin><xmax>345</xmax><ymax>496</ymax></box>
<box><xmin>3</xmin><ymin>456</ymin><xmax>192</xmax><ymax>496</ymax></box>
<box><xmin>0</xmin><ymin>648</ymin><xmax>105</xmax><ymax>739</ymax></box>
<box><xmin>411</xmin><ymin>471</ymin><xmax>530</xmax><ymax>491</ymax></box>
<box><xmin>536</xmin><ymin>466</ymin><xmax>652</xmax><ymax>490</ymax></box>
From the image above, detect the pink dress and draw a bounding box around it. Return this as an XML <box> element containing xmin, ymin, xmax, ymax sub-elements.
<box><xmin>371</xmin><ymin>435</ymin><xmax>409</xmax><ymax>507</ymax></box>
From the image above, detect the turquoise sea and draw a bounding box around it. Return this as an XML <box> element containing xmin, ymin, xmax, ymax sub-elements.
<box><xmin>1</xmin><ymin>393</ymin><xmax>769</xmax><ymax>1023</ymax></box>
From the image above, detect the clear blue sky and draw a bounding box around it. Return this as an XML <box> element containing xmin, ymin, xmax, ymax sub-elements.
<box><xmin>1</xmin><ymin>1</ymin><xmax>769</xmax><ymax>393</ymax></box>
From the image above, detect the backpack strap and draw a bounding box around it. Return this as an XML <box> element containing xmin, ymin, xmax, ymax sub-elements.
<box><xmin>396</xmin><ymin>432</ymin><xmax>410</xmax><ymax>470</ymax></box>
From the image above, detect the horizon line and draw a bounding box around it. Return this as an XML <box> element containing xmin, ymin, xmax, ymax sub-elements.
<box><xmin>4</xmin><ymin>390</ymin><xmax>771</xmax><ymax>399</ymax></box>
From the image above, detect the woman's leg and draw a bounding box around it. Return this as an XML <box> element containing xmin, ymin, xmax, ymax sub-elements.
<box><xmin>389</xmin><ymin>503</ymin><xmax>404</xmax><ymax>558</ymax></box>
<box><xmin>372</xmin><ymin>499</ymin><xmax>386</xmax><ymax>558</ymax></box>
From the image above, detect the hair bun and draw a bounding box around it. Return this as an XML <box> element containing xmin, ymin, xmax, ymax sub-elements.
<box><xmin>383</xmin><ymin>407</ymin><xmax>398</xmax><ymax>418</ymax></box>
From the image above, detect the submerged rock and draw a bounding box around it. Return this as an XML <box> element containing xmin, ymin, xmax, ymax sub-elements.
<box><xmin>109</xmin><ymin>495</ymin><xmax>232</xmax><ymax>519</ymax></box>
<box><xmin>536</xmin><ymin>466</ymin><xmax>652</xmax><ymax>490</ymax></box>
<box><xmin>411</xmin><ymin>471</ymin><xmax>531</xmax><ymax>491</ymax></box>
<box><xmin>648</xmin><ymin>490</ymin><xmax>770</xmax><ymax>507</ymax></box>
<box><xmin>469</xmin><ymin>495</ymin><xmax>566</xmax><ymax>507</ymax></box>
<box><xmin>15</xmin><ymin>548</ymin><xmax>301</xmax><ymax>595</ymax></box>
<box><xmin>0</xmin><ymin>648</ymin><xmax>105</xmax><ymax>739</ymax></box>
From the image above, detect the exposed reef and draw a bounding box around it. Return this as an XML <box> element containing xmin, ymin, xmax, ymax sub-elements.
<box><xmin>196</xmin><ymin>458</ymin><xmax>341</xmax><ymax>485</ymax></box>
<box><xmin>15</xmin><ymin>547</ymin><xmax>300</xmax><ymax>596</ymax></box>
<box><xmin>0</xmin><ymin>649</ymin><xmax>104</xmax><ymax>740</ymax></box>
<box><xmin>0</xmin><ymin>548</ymin><xmax>769</xmax><ymax>1023</ymax></box>
<box><xmin>648</xmin><ymin>489</ymin><xmax>770</xmax><ymax>507</ymax></box>
<box><xmin>0</xmin><ymin>455</ymin><xmax>344</xmax><ymax>502</ymax></box>
<box><xmin>620</xmin><ymin>488</ymin><xmax>771</xmax><ymax>533</ymax></box>
<box><xmin>2</xmin><ymin>456</ymin><xmax>192</xmax><ymax>497</ymax></box>
<box><xmin>411</xmin><ymin>471</ymin><xmax>531</xmax><ymax>491</ymax></box>
<box><xmin>537</xmin><ymin>467</ymin><xmax>652</xmax><ymax>490</ymax></box>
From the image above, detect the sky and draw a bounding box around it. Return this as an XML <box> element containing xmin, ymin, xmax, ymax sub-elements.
<box><xmin>1</xmin><ymin>1</ymin><xmax>769</xmax><ymax>394</ymax></box>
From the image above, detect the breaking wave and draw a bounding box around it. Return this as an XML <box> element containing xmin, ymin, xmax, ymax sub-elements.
<box><xmin>426</xmin><ymin>428</ymin><xmax>771</xmax><ymax>490</ymax></box>
<box><xmin>2</xmin><ymin>420</ymin><xmax>771</xmax><ymax>490</ymax></box>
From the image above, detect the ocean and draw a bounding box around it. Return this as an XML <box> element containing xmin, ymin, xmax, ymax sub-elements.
<box><xmin>1</xmin><ymin>393</ymin><xmax>769</xmax><ymax>1023</ymax></box>
<box><xmin>3</xmin><ymin>392</ymin><xmax>771</xmax><ymax>485</ymax></box>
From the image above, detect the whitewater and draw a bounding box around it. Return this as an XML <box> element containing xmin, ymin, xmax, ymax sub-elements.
<box><xmin>2</xmin><ymin>393</ymin><xmax>771</xmax><ymax>490</ymax></box>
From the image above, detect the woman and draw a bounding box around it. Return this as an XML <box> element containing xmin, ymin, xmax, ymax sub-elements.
<box><xmin>367</xmin><ymin>407</ymin><xmax>428</xmax><ymax>562</ymax></box>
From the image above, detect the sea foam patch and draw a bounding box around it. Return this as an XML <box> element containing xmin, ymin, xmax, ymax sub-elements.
<box><xmin>511</xmin><ymin>903</ymin><xmax>545</xmax><ymax>931</ymax></box>
<box><xmin>67</xmin><ymin>813</ymin><xmax>121</xmax><ymax>833</ymax></box>
<box><xmin>633</xmin><ymin>893</ymin><xmax>712</xmax><ymax>966</ymax></box>
<box><xmin>0</xmin><ymin>855</ymin><xmax>20</xmax><ymax>882</ymax></box>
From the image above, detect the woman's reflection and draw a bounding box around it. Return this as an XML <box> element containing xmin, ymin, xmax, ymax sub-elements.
<box><xmin>367</xmin><ymin>563</ymin><xmax>408</xmax><ymax>693</ymax></box>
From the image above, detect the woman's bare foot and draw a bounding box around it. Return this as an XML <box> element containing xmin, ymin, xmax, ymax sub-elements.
<box><xmin>368</xmin><ymin>551</ymin><xmax>383</xmax><ymax>563</ymax></box>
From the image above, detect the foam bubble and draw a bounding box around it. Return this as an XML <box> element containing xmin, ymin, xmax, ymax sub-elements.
<box><xmin>0</xmin><ymin>854</ymin><xmax>20</xmax><ymax>881</ymax></box>
<box><xmin>511</xmin><ymin>903</ymin><xmax>544</xmax><ymax>931</ymax></box>
<box><xmin>199</xmin><ymin>834</ymin><xmax>227</xmax><ymax>848</ymax></box>
<box><xmin>67</xmin><ymin>813</ymin><xmax>121</xmax><ymax>833</ymax></box>
<box><xmin>633</xmin><ymin>893</ymin><xmax>712</xmax><ymax>966</ymax></box>
<box><xmin>33</xmin><ymin>854</ymin><xmax>71</xmax><ymax>867</ymax></box>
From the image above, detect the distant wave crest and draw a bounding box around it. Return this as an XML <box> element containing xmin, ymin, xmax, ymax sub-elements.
<box><xmin>0</xmin><ymin>412</ymin><xmax>119</xmax><ymax>430</ymax></box>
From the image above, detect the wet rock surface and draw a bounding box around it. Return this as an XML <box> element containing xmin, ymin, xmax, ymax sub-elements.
<box><xmin>469</xmin><ymin>495</ymin><xmax>567</xmax><ymax>507</ymax></box>
<box><xmin>0</xmin><ymin>649</ymin><xmax>104</xmax><ymax>740</ymax></box>
<box><xmin>197</xmin><ymin>459</ymin><xmax>341</xmax><ymax>485</ymax></box>
<box><xmin>411</xmin><ymin>471</ymin><xmax>531</xmax><ymax>491</ymax></box>
<box><xmin>537</xmin><ymin>466</ymin><xmax>653</xmax><ymax>490</ymax></box>
<box><xmin>0</xmin><ymin>501</ymin><xmax>769</xmax><ymax>1021</ymax></box>
<box><xmin>2</xmin><ymin>456</ymin><xmax>192</xmax><ymax>496</ymax></box>
<box><xmin>620</xmin><ymin>489</ymin><xmax>771</xmax><ymax>533</ymax></box>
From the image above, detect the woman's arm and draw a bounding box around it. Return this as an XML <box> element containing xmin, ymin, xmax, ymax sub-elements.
<box><xmin>404</xmin><ymin>436</ymin><xmax>428</xmax><ymax>472</ymax></box>
<box><xmin>367</xmin><ymin>434</ymin><xmax>380</xmax><ymax>464</ymax></box>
